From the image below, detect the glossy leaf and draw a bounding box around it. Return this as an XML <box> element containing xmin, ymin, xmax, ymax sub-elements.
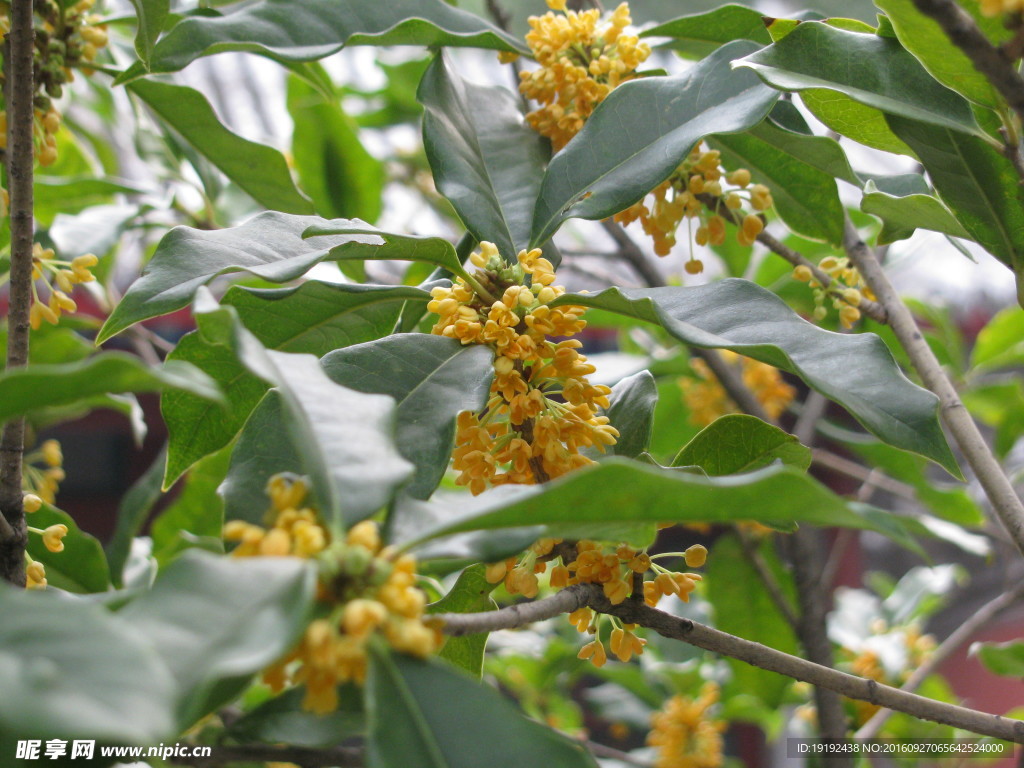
<box><xmin>141</xmin><ymin>0</ymin><xmax>524</xmax><ymax>76</ymax></box>
<box><xmin>971</xmin><ymin>640</ymin><xmax>1024</xmax><ymax>678</ymax></box>
<box><xmin>800</xmin><ymin>89</ymin><xmax>915</xmax><ymax>156</ymax></box>
<box><xmin>550</xmin><ymin>280</ymin><xmax>958</xmax><ymax>474</ymax></box>
<box><xmin>886</xmin><ymin>115</ymin><xmax>1024</xmax><ymax>303</ymax></box>
<box><xmin>749</xmin><ymin>111</ymin><xmax>858</xmax><ymax>184</ymax></box>
<box><xmin>531</xmin><ymin>41</ymin><xmax>779</xmax><ymax>247</ymax></box>
<box><xmin>0</xmin><ymin>586</ymin><xmax>177</xmax><ymax>744</ymax></box>
<box><xmin>427</xmin><ymin>565</ymin><xmax>498</xmax><ymax>677</ymax></box>
<box><xmin>0</xmin><ymin>352</ymin><xmax>220</xmax><ymax>423</ymax></box>
<box><xmin>367</xmin><ymin>647</ymin><xmax>598</xmax><ymax>768</ymax></box>
<box><xmin>25</xmin><ymin>504</ymin><xmax>110</xmax><ymax>594</ymax></box>
<box><xmin>322</xmin><ymin>335</ymin><xmax>493</xmax><ymax>499</ymax></box>
<box><xmin>672</xmin><ymin>414</ymin><xmax>811</xmax><ymax>474</ymax></box>
<box><xmin>128</xmin><ymin>79</ymin><xmax>312</xmax><ymax>214</ymax></box>
<box><xmin>641</xmin><ymin>5</ymin><xmax>772</xmax><ymax>58</ymax></box>
<box><xmin>394</xmin><ymin>459</ymin><xmax>924</xmax><ymax>556</ymax></box>
<box><xmin>98</xmin><ymin>212</ymin><xmax>376</xmax><ymax>342</ymax></box>
<box><xmin>419</xmin><ymin>52</ymin><xmax>549</xmax><ymax>258</ymax></box>
<box><xmin>861</xmin><ymin>177</ymin><xmax>970</xmax><ymax>245</ymax></box>
<box><xmin>128</xmin><ymin>0</ymin><xmax>170</xmax><ymax>63</ymax></box>
<box><xmin>226</xmin><ymin>685</ymin><xmax>364</xmax><ymax>747</ymax></box>
<box><xmin>118</xmin><ymin>551</ymin><xmax>316</xmax><ymax>728</ymax></box>
<box><xmin>735</xmin><ymin>23</ymin><xmax>985</xmax><ymax>139</ymax></box>
<box><xmin>605</xmin><ymin>370</ymin><xmax>658</xmax><ymax>459</ymax></box>
<box><xmin>287</xmin><ymin>74</ymin><xmax>384</xmax><ymax>224</ymax></box>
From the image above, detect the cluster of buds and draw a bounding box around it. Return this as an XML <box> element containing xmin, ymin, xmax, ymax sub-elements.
<box><xmin>514</xmin><ymin>0</ymin><xmax>650</xmax><ymax>151</ymax></box>
<box><xmin>224</xmin><ymin>475</ymin><xmax>440</xmax><ymax>714</ymax></box>
<box><xmin>680</xmin><ymin>350</ymin><xmax>795</xmax><ymax>427</ymax></box>
<box><xmin>22</xmin><ymin>438</ymin><xmax>64</xmax><ymax>506</ymax></box>
<box><xmin>429</xmin><ymin>242</ymin><xmax>619</xmax><ymax>492</ymax></box>
<box><xmin>0</xmin><ymin>0</ymin><xmax>109</xmax><ymax>166</ymax></box>
<box><xmin>487</xmin><ymin>537</ymin><xmax>708</xmax><ymax>668</ymax></box>
<box><xmin>647</xmin><ymin>682</ymin><xmax>727</xmax><ymax>768</ymax></box>
<box><xmin>792</xmin><ymin>256</ymin><xmax>875</xmax><ymax>329</ymax></box>
<box><xmin>615</xmin><ymin>143</ymin><xmax>772</xmax><ymax>272</ymax></box>
<box><xmin>28</xmin><ymin>244</ymin><xmax>97</xmax><ymax>329</ymax></box>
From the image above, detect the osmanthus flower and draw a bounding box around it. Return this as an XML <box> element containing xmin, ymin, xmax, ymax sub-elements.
<box><xmin>680</xmin><ymin>350</ymin><xmax>795</xmax><ymax>427</ymax></box>
<box><xmin>22</xmin><ymin>438</ymin><xmax>66</xmax><ymax>505</ymax></box>
<box><xmin>429</xmin><ymin>242</ymin><xmax>619</xmax><ymax>493</ymax></box>
<box><xmin>26</xmin><ymin>245</ymin><xmax>98</xmax><ymax>330</ymax></box>
<box><xmin>514</xmin><ymin>0</ymin><xmax>651</xmax><ymax>151</ymax></box>
<box><xmin>223</xmin><ymin>475</ymin><xmax>441</xmax><ymax>714</ymax></box>
<box><xmin>792</xmin><ymin>255</ymin><xmax>876</xmax><ymax>329</ymax></box>
<box><xmin>647</xmin><ymin>682</ymin><xmax>727</xmax><ymax>768</ymax></box>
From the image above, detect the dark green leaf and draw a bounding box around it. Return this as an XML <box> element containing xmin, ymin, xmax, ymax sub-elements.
<box><xmin>226</xmin><ymin>685</ymin><xmax>364</xmax><ymax>747</ymax></box>
<box><xmin>886</xmin><ymin>115</ymin><xmax>1024</xmax><ymax>303</ymax></box>
<box><xmin>531</xmin><ymin>42</ymin><xmax>779</xmax><ymax>247</ymax></box>
<box><xmin>605</xmin><ymin>370</ymin><xmax>658</xmax><ymax>459</ymax></box>
<box><xmin>151</xmin><ymin>448</ymin><xmax>231</xmax><ymax>566</ymax></box>
<box><xmin>745</xmin><ymin>115</ymin><xmax>859</xmax><ymax>184</ymax></box>
<box><xmin>971</xmin><ymin>640</ymin><xmax>1024</xmax><ymax>678</ymax></box>
<box><xmin>861</xmin><ymin>178</ymin><xmax>970</xmax><ymax>244</ymax></box>
<box><xmin>128</xmin><ymin>79</ymin><xmax>312</xmax><ymax>214</ymax></box>
<box><xmin>287</xmin><ymin>74</ymin><xmax>384</xmax><ymax>224</ymax></box>
<box><xmin>673</xmin><ymin>414</ymin><xmax>811</xmax><ymax>474</ymax></box>
<box><xmin>322</xmin><ymin>335</ymin><xmax>493</xmax><ymax>499</ymax></box>
<box><xmin>641</xmin><ymin>5</ymin><xmax>772</xmax><ymax>59</ymax></box>
<box><xmin>26</xmin><ymin>505</ymin><xmax>110</xmax><ymax>594</ymax></box>
<box><xmin>0</xmin><ymin>352</ymin><xmax>221</xmax><ymax>423</ymax></box>
<box><xmin>106</xmin><ymin>448</ymin><xmax>166</xmax><ymax>588</ymax></box>
<box><xmin>551</xmin><ymin>281</ymin><xmax>958</xmax><ymax>475</ymax></box>
<box><xmin>367</xmin><ymin>647</ymin><xmax>598</xmax><ymax>768</ymax></box>
<box><xmin>419</xmin><ymin>52</ymin><xmax>549</xmax><ymax>258</ymax></box>
<box><xmin>128</xmin><ymin>0</ymin><xmax>170</xmax><ymax>64</ymax></box>
<box><xmin>427</xmin><ymin>565</ymin><xmax>498</xmax><ymax>677</ymax></box>
<box><xmin>98</xmin><ymin>212</ymin><xmax>372</xmax><ymax>342</ymax></box>
<box><xmin>142</xmin><ymin>0</ymin><xmax>524</xmax><ymax>76</ymax></box>
<box><xmin>118</xmin><ymin>551</ymin><xmax>316</xmax><ymax>728</ymax></box>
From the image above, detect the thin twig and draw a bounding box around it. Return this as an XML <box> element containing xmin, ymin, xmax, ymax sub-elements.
<box><xmin>167</xmin><ymin>744</ymin><xmax>362</xmax><ymax>767</ymax></box>
<box><xmin>842</xmin><ymin>218</ymin><xmax>1024</xmax><ymax>559</ymax></box>
<box><xmin>0</xmin><ymin>0</ymin><xmax>36</xmax><ymax>583</ymax></box>
<box><xmin>601</xmin><ymin>219</ymin><xmax>665</xmax><ymax>288</ymax></box>
<box><xmin>736</xmin><ymin>528</ymin><xmax>799</xmax><ymax>630</ymax></box>
<box><xmin>435</xmin><ymin>583</ymin><xmax>1024</xmax><ymax>743</ymax></box>
<box><xmin>811</xmin><ymin>449</ymin><xmax>918</xmax><ymax>502</ymax></box>
<box><xmin>856</xmin><ymin>582</ymin><xmax>1024</xmax><ymax>739</ymax></box>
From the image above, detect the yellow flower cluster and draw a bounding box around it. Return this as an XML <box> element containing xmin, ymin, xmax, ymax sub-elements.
<box><xmin>516</xmin><ymin>0</ymin><xmax>650</xmax><ymax>151</ymax></box>
<box><xmin>615</xmin><ymin>143</ymin><xmax>772</xmax><ymax>271</ymax></box>
<box><xmin>680</xmin><ymin>351</ymin><xmax>796</xmax><ymax>427</ymax></box>
<box><xmin>980</xmin><ymin>0</ymin><xmax>1023</xmax><ymax>15</ymax></box>
<box><xmin>487</xmin><ymin>538</ymin><xmax>707</xmax><ymax>668</ymax></box>
<box><xmin>224</xmin><ymin>475</ymin><xmax>440</xmax><ymax>714</ymax></box>
<box><xmin>792</xmin><ymin>255</ymin><xmax>875</xmax><ymax>329</ymax></box>
<box><xmin>22</xmin><ymin>439</ymin><xmax>64</xmax><ymax>506</ymax></box>
<box><xmin>430</xmin><ymin>242</ymin><xmax>618</xmax><ymax>493</ymax></box>
<box><xmin>648</xmin><ymin>683</ymin><xmax>726</xmax><ymax>768</ymax></box>
<box><xmin>0</xmin><ymin>0</ymin><xmax>108</xmax><ymax>165</ymax></box>
<box><xmin>28</xmin><ymin>245</ymin><xmax>97</xmax><ymax>329</ymax></box>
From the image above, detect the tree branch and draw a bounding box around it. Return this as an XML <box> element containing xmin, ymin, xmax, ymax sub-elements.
<box><xmin>736</xmin><ymin>528</ymin><xmax>799</xmax><ymax>631</ymax></box>
<box><xmin>431</xmin><ymin>586</ymin><xmax>588</xmax><ymax>635</ymax></box>
<box><xmin>0</xmin><ymin>0</ymin><xmax>36</xmax><ymax>583</ymax></box>
<box><xmin>168</xmin><ymin>744</ymin><xmax>363</xmax><ymax>767</ymax></box>
<box><xmin>856</xmin><ymin>582</ymin><xmax>1024</xmax><ymax>739</ymax></box>
<box><xmin>842</xmin><ymin>218</ymin><xmax>1024</xmax><ymax>558</ymax></box>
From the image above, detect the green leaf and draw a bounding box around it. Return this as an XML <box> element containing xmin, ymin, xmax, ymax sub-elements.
<box><xmin>26</xmin><ymin>504</ymin><xmax>110</xmax><ymax>594</ymax></box>
<box><xmin>800</xmin><ymin>89</ymin><xmax>915</xmax><ymax>156</ymax></box>
<box><xmin>709</xmin><ymin>128</ymin><xmax>844</xmax><ymax>244</ymax></box>
<box><xmin>151</xmin><ymin>448</ymin><xmax>231</xmax><ymax>566</ymax></box>
<box><xmin>427</xmin><ymin>565</ymin><xmax>498</xmax><ymax>677</ymax></box>
<box><xmin>419</xmin><ymin>52</ymin><xmax>549</xmax><ymax>258</ymax></box>
<box><xmin>34</xmin><ymin>176</ymin><xmax>147</xmax><ymax>226</ymax></box>
<box><xmin>128</xmin><ymin>80</ymin><xmax>312</xmax><ymax>215</ymax></box>
<box><xmin>367</xmin><ymin>646</ymin><xmax>598</xmax><ymax>768</ymax></box>
<box><xmin>118</xmin><ymin>551</ymin><xmax>316</xmax><ymax>728</ymax></box>
<box><xmin>641</xmin><ymin>5</ymin><xmax>772</xmax><ymax>59</ymax></box>
<box><xmin>287</xmin><ymin>74</ymin><xmax>384</xmax><ymax>224</ymax></box>
<box><xmin>735</xmin><ymin>23</ymin><xmax>986</xmax><ymax>139</ymax></box>
<box><xmin>530</xmin><ymin>41</ymin><xmax>779</xmax><ymax>247</ymax></box>
<box><xmin>707</xmin><ymin>534</ymin><xmax>797</xmax><ymax>707</ymax></box>
<box><xmin>302</xmin><ymin>219</ymin><xmax>472</xmax><ymax>280</ymax></box>
<box><xmin>226</xmin><ymin>685</ymin><xmax>364</xmax><ymax>747</ymax></box>
<box><xmin>874</xmin><ymin>0</ymin><xmax>1009</xmax><ymax>109</ymax></box>
<box><xmin>971</xmin><ymin>307</ymin><xmax>1024</xmax><ymax>370</ymax></box>
<box><xmin>886</xmin><ymin>115</ymin><xmax>1024</xmax><ymax>302</ymax></box>
<box><xmin>142</xmin><ymin>0</ymin><xmax>524</xmax><ymax>77</ymax></box>
<box><xmin>861</xmin><ymin>177</ymin><xmax>970</xmax><ymax>244</ymax></box>
<box><xmin>322</xmin><ymin>335</ymin><xmax>494</xmax><ymax>500</ymax></box>
<box><xmin>224</xmin><ymin>281</ymin><xmax>432</xmax><ymax>356</ymax></box>
<box><xmin>128</xmin><ymin>0</ymin><xmax>170</xmax><ymax>64</ymax></box>
<box><xmin>673</xmin><ymin>414</ymin><xmax>811</xmax><ymax>474</ymax></box>
<box><xmin>0</xmin><ymin>587</ymin><xmax>177</xmax><ymax>746</ymax></box>
<box><xmin>551</xmin><ymin>280</ymin><xmax>958</xmax><ymax>475</ymax></box>
<box><xmin>98</xmin><ymin>212</ymin><xmax>371</xmax><ymax>342</ymax></box>
<box><xmin>0</xmin><ymin>352</ymin><xmax>221</xmax><ymax>423</ymax></box>
<box><xmin>106</xmin><ymin>447</ymin><xmax>167</xmax><ymax>588</ymax></box>
<box><xmin>394</xmin><ymin>459</ymin><xmax>925</xmax><ymax>556</ymax></box>
<box><xmin>748</xmin><ymin>112</ymin><xmax>859</xmax><ymax>184</ymax></box>
<box><xmin>605</xmin><ymin>370</ymin><xmax>658</xmax><ymax>459</ymax></box>
<box><xmin>971</xmin><ymin>640</ymin><xmax>1024</xmax><ymax>678</ymax></box>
